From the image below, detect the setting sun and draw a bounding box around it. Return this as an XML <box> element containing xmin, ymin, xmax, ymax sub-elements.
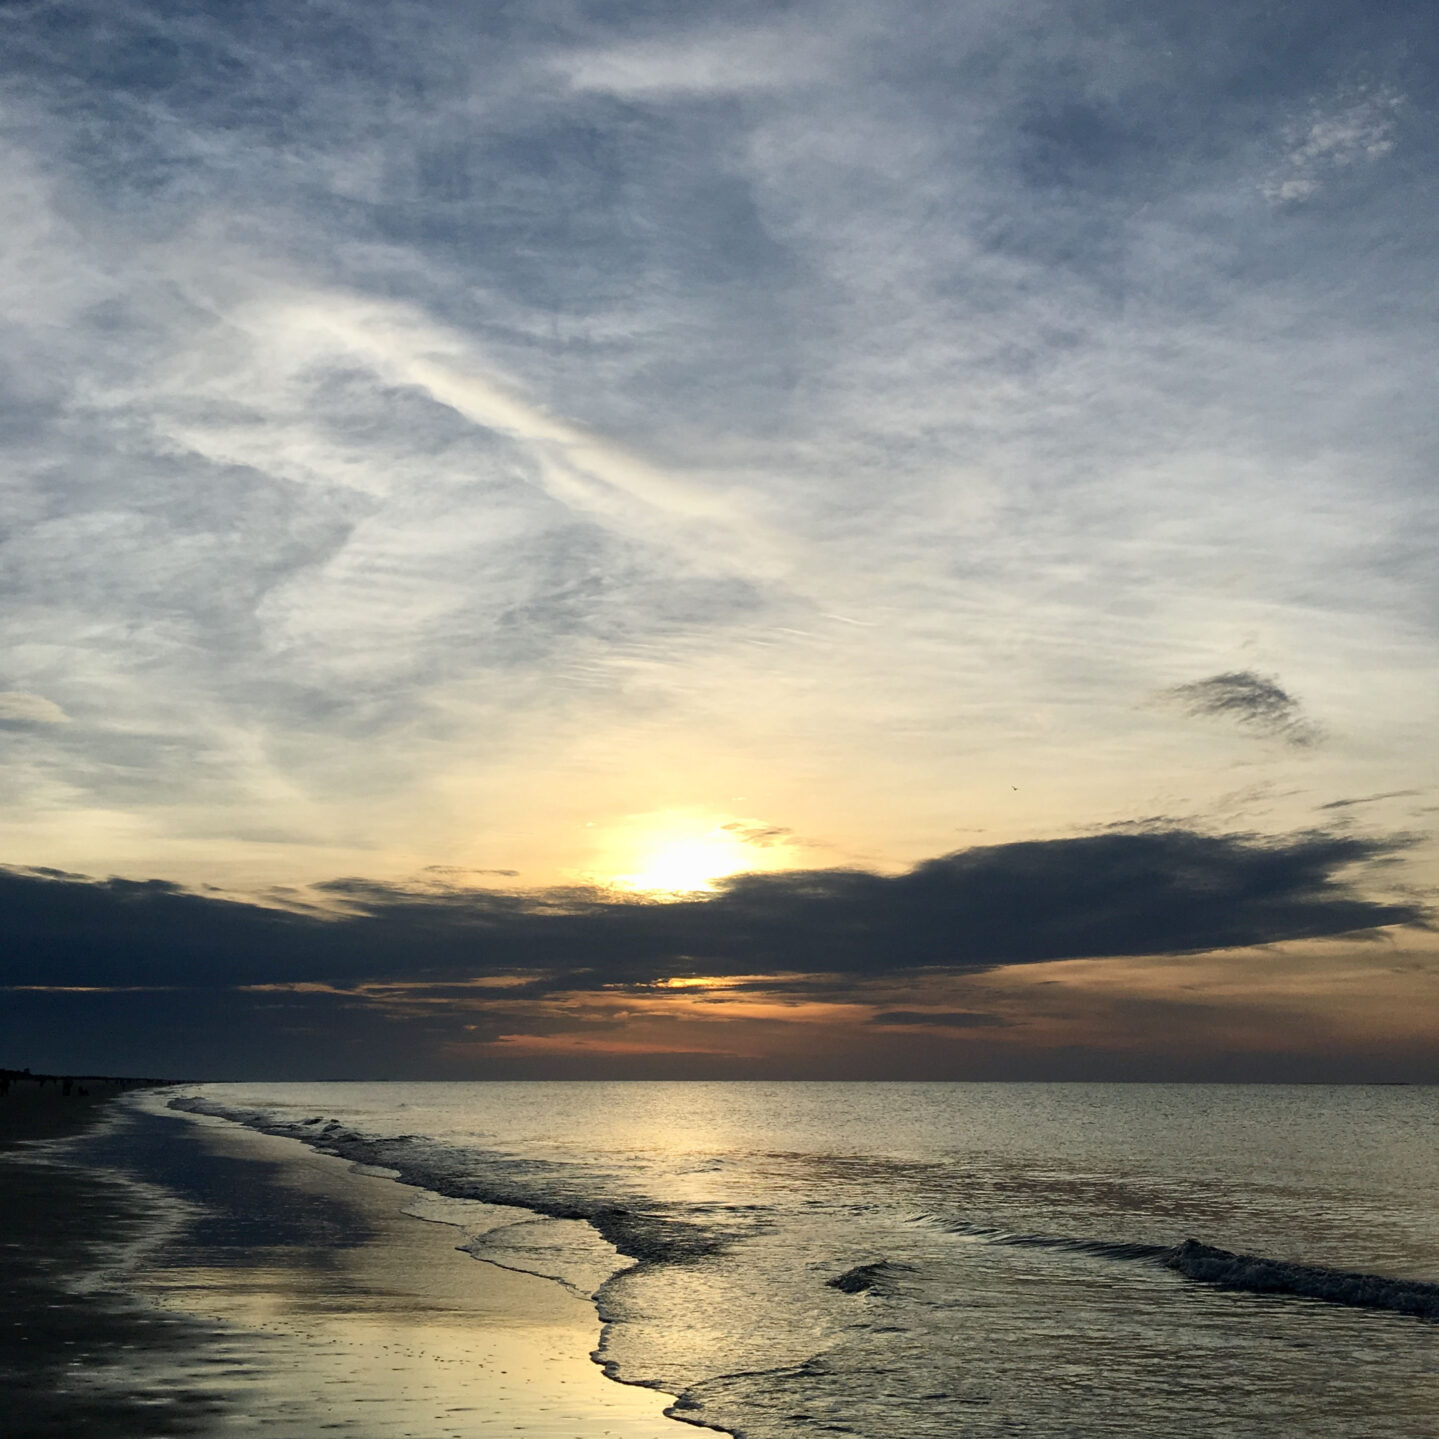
<box><xmin>602</xmin><ymin>812</ymin><xmax>795</xmax><ymax>896</ymax></box>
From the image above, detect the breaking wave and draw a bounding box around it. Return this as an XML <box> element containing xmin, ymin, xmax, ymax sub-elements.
<box><xmin>161</xmin><ymin>1082</ymin><xmax>1439</xmax><ymax>1439</ymax></box>
<box><xmin>176</xmin><ymin>1095</ymin><xmax>1439</xmax><ymax>1324</ymax></box>
<box><xmin>1162</xmin><ymin>1238</ymin><xmax>1439</xmax><ymax>1319</ymax></box>
<box><xmin>167</xmin><ymin>1095</ymin><xmax>737</xmax><ymax>1271</ymax></box>
<box><xmin>932</xmin><ymin>1221</ymin><xmax>1439</xmax><ymax>1320</ymax></box>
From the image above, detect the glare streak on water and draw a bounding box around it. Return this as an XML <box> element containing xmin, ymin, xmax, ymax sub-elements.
<box><xmin>168</xmin><ymin>1082</ymin><xmax>1439</xmax><ymax>1439</ymax></box>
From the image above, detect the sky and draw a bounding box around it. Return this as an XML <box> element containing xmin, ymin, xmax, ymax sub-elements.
<box><xmin>1</xmin><ymin>0</ymin><xmax>1436</xmax><ymax>1080</ymax></box>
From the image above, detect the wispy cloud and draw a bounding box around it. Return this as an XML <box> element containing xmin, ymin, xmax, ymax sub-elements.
<box><xmin>1263</xmin><ymin>85</ymin><xmax>1404</xmax><ymax>203</ymax></box>
<box><xmin>0</xmin><ymin>692</ymin><xmax>69</xmax><ymax>726</ymax></box>
<box><xmin>550</xmin><ymin>25</ymin><xmax>831</xmax><ymax>98</ymax></box>
<box><xmin>870</xmin><ymin>1010</ymin><xmax>1007</xmax><ymax>1028</ymax></box>
<box><xmin>0</xmin><ymin>0</ymin><xmax>1433</xmax><ymax>904</ymax></box>
<box><xmin>1164</xmin><ymin>672</ymin><xmax>1319</xmax><ymax>747</ymax></box>
<box><xmin>1319</xmin><ymin>790</ymin><xmax>1422</xmax><ymax>811</ymax></box>
<box><xmin>719</xmin><ymin>821</ymin><xmax>794</xmax><ymax>848</ymax></box>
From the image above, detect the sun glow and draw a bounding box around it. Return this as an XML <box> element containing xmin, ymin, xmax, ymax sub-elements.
<box><xmin>617</xmin><ymin>830</ymin><xmax>753</xmax><ymax>894</ymax></box>
<box><xmin>603</xmin><ymin>812</ymin><xmax>794</xmax><ymax>896</ymax></box>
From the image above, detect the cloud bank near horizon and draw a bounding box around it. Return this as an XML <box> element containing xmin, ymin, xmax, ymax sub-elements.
<box><xmin>2</xmin><ymin>825</ymin><xmax>1429</xmax><ymax>1080</ymax></box>
<box><xmin>1</xmin><ymin>827</ymin><xmax>1422</xmax><ymax>990</ymax></box>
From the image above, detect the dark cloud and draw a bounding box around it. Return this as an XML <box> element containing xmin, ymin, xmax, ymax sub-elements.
<box><xmin>0</xmin><ymin>829</ymin><xmax>1422</xmax><ymax>996</ymax></box>
<box><xmin>1318</xmin><ymin>790</ymin><xmax>1421</xmax><ymax>810</ymax></box>
<box><xmin>870</xmin><ymin>1010</ymin><xmax>1006</xmax><ymax>1028</ymax></box>
<box><xmin>1165</xmin><ymin>671</ymin><xmax>1318</xmax><ymax>746</ymax></box>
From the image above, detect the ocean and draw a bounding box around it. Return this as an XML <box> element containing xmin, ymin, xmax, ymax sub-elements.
<box><xmin>119</xmin><ymin>1083</ymin><xmax>1439</xmax><ymax>1436</ymax></box>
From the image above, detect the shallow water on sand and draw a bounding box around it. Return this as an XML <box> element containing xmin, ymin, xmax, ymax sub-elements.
<box><xmin>162</xmin><ymin>1081</ymin><xmax>1439</xmax><ymax>1439</ymax></box>
<box><xmin>61</xmin><ymin>1103</ymin><xmax>686</xmax><ymax>1439</ymax></box>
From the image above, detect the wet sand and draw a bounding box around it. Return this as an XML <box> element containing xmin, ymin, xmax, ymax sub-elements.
<box><xmin>0</xmin><ymin>1074</ymin><xmax>160</xmax><ymax>1150</ymax></box>
<box><xmin>1</xmin><ymin>1079</ymin><xmax>235</xmax><ymax>1437</ymax></box>
<box><xmin>1</xmin><ymin>1087</ymin><xmax>697</xmax><ymax>1439</ymax></box>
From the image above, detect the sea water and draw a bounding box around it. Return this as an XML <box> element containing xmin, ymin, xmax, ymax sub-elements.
<box><xmin>163</xmin><ymin>1082</ymin><xmax>1439</xmax><ymax>1437</ymax></box>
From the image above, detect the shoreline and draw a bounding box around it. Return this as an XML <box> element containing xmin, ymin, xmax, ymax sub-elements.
<box><xmin>2</xmin><ymin>1084</ymin><xmax>697</xmax><ymax>1438</ymax></box>
<box><xmin>0</xmin><ymin>1071</ymin><xmax>174</xmax><ymax>1151</ymax></box>
<box><xmin>157</xmin><ymin>1097</ymin><xmax>737</xmax><ymax>1438</ymax></box>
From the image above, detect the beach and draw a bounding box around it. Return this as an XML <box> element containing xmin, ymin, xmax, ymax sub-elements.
<box><xmin>6</xmin><ymin>1078</ymin><xmax>1438</xmax><ymax>1439</ymax></box>
<box><xmin>154</xmin><ymin>1080</ymin><xmax>1439</xmax><ymax>1439</ymax></box>
<box><xmin>0</xmin><ymin>1082</ymin><xmax>689</xmax><ymax>1439</ymax></box>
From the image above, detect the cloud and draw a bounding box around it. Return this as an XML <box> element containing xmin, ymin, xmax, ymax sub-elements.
<box><xmin>1319</xmin><ymin>790</ymin><xmax>1422</xmax><ymax>811</ymax></box>
<box><xmin>0</xmin><ymin>691</ymin><xmax>69</xmax><ymax>726</ymax></box>
<box><xmin>1164</xmin><ymin>671</ymin><xmax>1318</xmax><ymax>746</ymax></box>
<box><xmin>870</xmin><ymin>1010</ymin><xmax>1006</xmax><ymax>1028</ymax></box>
<box><xmin>1263</xmin><ymin>85</ymin><xmax>1404</xmax><ymax>203</ymax></box>
<box><xmin>0</xmin><ymin>829</ymin><xmax>1421</xmax><ymax>993</ymax></box>
<box><xmin>421</xmin><ymin>865</ymin><xmax>521</xmax><ymax>879</ymax></box>
<box><xmin>719</xmin><ymin>821</ymin><xmax>794</xmax><ymax>848</ymax></box>
<box><xmin>0</xmin><ymin>0</ymin><xmax>1434</xmax><ymax>899</ymax></box>
<box><xmin>550</xmin><ymin>27</ymin><xmax>826</xmax><ymax>98</ymax></box>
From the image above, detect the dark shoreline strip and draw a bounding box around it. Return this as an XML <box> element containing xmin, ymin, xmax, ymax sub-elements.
<box><xmin>0</xmin><ymin>1089</ymin><xmax>237</xmax><ymax>1438</ymax></box>
<box><xmin>0</xmin><ymin>1072</ymin><xmax>174</xmax><ymax>1151</ymax></box>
